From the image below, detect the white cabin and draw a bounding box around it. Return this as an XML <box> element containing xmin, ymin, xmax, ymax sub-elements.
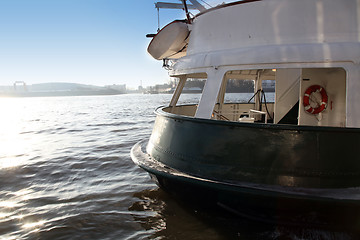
<box><xmin>159</xmin><ymin>0</ymin><xmax>360</xmax><ymax>128</ymax></box>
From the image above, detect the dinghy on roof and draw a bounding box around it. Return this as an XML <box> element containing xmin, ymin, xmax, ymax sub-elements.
<box><xmin>149</xmin><ymin>0</ymin><xmax>207</xmax><ymax>60</ymax></box>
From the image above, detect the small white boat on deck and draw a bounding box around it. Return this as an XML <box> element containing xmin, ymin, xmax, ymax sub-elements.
<box><xmin>148</xmin><ymin>20</ymin><xmax>189</xmax><ymax>60</ymax></box>
<box><xmin>132</xmin><ymin>0</ymin><xmax>360</xmax><ymax>228</ymax></box>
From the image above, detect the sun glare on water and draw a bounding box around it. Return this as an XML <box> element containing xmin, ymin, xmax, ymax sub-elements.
<box><xmin>0</xmin><ymin>99</ymin><xmax>30</xmax><ymax>169</ymax></box>
<box><xmin>0</xmin><ymin>200</ymin><xmax>18</xmax><ymax>209</ymax></box>
<box><xmin>22</xmin><ymin>220</ymin><xmax>46</xmax><ymax>230</ymax></box>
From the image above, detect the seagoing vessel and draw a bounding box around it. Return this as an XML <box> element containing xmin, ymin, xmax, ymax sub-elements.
<box><xmin>131</xmin><ymin>0</ymin><xmax>360</xmax><ymax>227</ymax></box>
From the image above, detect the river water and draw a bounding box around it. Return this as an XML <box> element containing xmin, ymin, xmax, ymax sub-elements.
<box><xmin>0</xmin><ymin>93</ymin><xmax>357</xmax><ymax>239</ymax></box>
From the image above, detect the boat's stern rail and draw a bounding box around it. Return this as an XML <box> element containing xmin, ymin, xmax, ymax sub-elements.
<box><xmin>213</xmin><ymin>103</ymin><xmax>274</xmax><ymax>123</ymax></box>
<box><xmin>163</xmin><ymin>104</ymin><xmax>197</xmax><ymax>117</ymax></box>
<box><xmin>163</xmin><ymin>103</ymin><xmax>275</xmax><ymax>123</ymax></box>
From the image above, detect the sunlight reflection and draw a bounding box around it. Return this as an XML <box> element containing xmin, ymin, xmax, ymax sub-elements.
<box><xmin>0</xmin><ymin>235</ymin><xmax>17</xmax><ymax>240</ymax></box>
<box><xmin>0</xmin><ymin>212</ymin><xmax>11</xmax><ymax>219</ymax></box>
<box><xmin>22</xmin><ymin>220</ymin><xmax>46</xmax><ymax>232</ymax></box>
<box><xmin>14</xmin><ymin>214</ymin><xmax>24</xmax><ymax>220</ymax></box>
<box><xmin>0</xmin><ymin>155</ymin><xmax>27</xmax><ymax>169</ymax></box>
<box><xmin>13</xmin><ymin>189</ymin><xmax>33</xmax><ymax>201</ymax></box>
<box><xmin>0</xmin><ymin>201</ymin><xmax>18</xmax><ymax>209</ymax></box>
<box><xmin>0</xmin><ymin>99</ymin><xmax>27</xmax><ymax>170</ymax></box>
<box><xmin>0</xmin><ymin>99</ymin><xmax>23</xmax><ymax>135</ymax></box>
<box><xmin>0</xmin><ymin>99</ymin><xmax>41</xmax><ymax>170</ymax></box>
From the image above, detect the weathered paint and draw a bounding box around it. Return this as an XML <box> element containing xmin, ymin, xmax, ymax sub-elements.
<box><xmin>132</xmin><ymin>139</ymin><xmax>360</xmax><ymax>227</ymax></box>
<box><xmin>146</xmin><ymin>107</ymin><xmax>360</xmax><ymax>189</ymax></box>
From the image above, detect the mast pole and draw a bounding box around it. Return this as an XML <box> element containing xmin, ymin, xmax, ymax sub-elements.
<box><xmin>181</xmin><ymin>0</ymin><xmax>192</xmax><ymax>23</ymax></box>
<box><xmin>157</xmin><ymin>7</ymin><xmax>160</xmax><ymax>31</ymax></box>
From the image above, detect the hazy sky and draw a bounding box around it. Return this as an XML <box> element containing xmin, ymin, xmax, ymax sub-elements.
<box><xmin>0</xmin><ymin>0</ymin><xmax>223</xmax><ymax>88</ymax></box>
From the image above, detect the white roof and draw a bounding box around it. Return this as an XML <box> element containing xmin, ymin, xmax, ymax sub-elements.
<box><xmin>171</xmin><ymin>0</ymin><xmax>360</xmax><ymax>72</ymax></box>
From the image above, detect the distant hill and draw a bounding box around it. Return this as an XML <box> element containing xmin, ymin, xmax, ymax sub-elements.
<box><xmin>29</xmin><ymin>82</ymin><xmax>103</xmax><ymax>91</ymax></box>
<box><xmin>0</xmin><ymin>82</ymin><xmax>126</xmax><ymax>97</ymax></box>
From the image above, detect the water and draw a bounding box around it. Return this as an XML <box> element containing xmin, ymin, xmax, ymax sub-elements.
<box><xmin>0</xmin><ymin>94</ymin><xmax>357</xmax><ymax>239</ymax></box>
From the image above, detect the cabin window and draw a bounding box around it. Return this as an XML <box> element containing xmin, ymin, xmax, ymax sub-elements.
<box><xmin>223</xmin><ymin>79</ymin><xmax>255</xmax><ymax>103</ymax></box>
<box><xmin>212</xmin><ymin>69</ymin><xmax>275</xmax><ymax>122</ymax></box>
<box><xmin>167</xmin><ymin>67</ymin><xmax>346</xmax><ymax>127</ymax></box>
<box><xmin>176</xmin><ymin>78</ymin><xmax>205</xmax><ymax>105</ymax></box>
<box><xmin>261</xmin><ymin>80</ymin><xmax>275</xmax><ymax>102</ymax></box>
<box><xmin>166</xmin><ymin>73</ymin><xmax>207</xmax><ymax>117</ymax></box>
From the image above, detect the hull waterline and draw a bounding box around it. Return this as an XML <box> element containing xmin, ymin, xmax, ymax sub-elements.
<box><xmin>132</xmin><ymin>139</ymin><xmax>360</xmax><ymax>229</ymax></box>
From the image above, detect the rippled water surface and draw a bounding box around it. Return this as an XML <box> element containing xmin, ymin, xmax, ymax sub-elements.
<box><xmin>0</xmin><ymin>94</ymin><xmax>357</xmax><ymax>239</ymax></box>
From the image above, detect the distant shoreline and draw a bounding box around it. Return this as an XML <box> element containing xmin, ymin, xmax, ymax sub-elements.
<box><xmin>0</xmin><ymin>82</ymin><xmax>127</xmax><ymax>97</ymax></box>
<box><xmin>0</xmin><ymin>90</ymin><xmax>125</xmax><ymax>98</ymax></box>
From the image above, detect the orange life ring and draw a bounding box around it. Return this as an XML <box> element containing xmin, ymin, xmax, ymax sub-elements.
<box><xmin>303</xmin><ymin>85</ymin><xmax>328</xmax><ymax>114</ymax></box>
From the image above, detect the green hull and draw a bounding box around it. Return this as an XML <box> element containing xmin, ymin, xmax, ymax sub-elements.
<box><xmin>132</xmin><ymin>140</ymin><xmax>360</xmax><ymax>228</ymax></box>
<box><xmin>131</xmin><ymin>106</ymin><xmax>360</xmax><ymax>226</ymax></box>
<box><xmin>147</xmin><ymin>107</ymin><xmax>360</xmax><ymax>189</ymax></box>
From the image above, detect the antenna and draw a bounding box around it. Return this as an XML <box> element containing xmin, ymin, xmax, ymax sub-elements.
<box><xmin>181</xmin><ymin>0</ymin><xmax>192</xmax><ymax>23</ymax></box>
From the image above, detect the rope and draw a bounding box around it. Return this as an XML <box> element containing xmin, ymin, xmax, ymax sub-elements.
<box><xmin>247</xmin><ymin>89</ymin><xmax>261</xmax><ymax>103</ymax></box>
<box><xmin>261</xmin><ymin>90</ymin><xmax>273</xmax><ymax>121</ymax></box>
<box><xmin>247</xmin><ymin>89</ymin><xmax>273</xmax><ymax>121</ymax></box>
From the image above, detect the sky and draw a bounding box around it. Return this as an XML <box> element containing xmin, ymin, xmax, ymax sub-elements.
<box><xmin>0</xmin><ymin>0</ymin><xmax>223</xmax><ymax>89</ymax></box>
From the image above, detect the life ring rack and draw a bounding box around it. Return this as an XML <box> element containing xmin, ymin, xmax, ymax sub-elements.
<box><xmin>303</xmin><ymin>85</ymin><xmax>328</xmax><ymax>114</ymax></box>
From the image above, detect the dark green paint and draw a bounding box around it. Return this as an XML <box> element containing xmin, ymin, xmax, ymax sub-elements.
<box><xmin>131</xmin><ymin>140</ymin><xmax>360</xmax><ymax>228</ymax></box>
<box><xmin>147</xmin><ymin>106</ymin><xmax>360</xmax><ymax>189</ymax></box>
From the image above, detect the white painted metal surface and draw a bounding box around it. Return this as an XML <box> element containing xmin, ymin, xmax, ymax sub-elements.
<box><xmin>187</xmin><ymin>0</ymin><xmax>360</xmax><ymax>56</ymax></box>
<box><xmin>274</xmin><ymin>69</ymin><xmax>301</xmax><ymax>124</ymax></box>
<box><xmin>195</xmin><ymin>68</ymin><xmax>226</xmax><ymax>118</ymax></box>
<box><xmin>346</xmin><ymin>66</ymin><xmax>360</xmax><ymax>127</ymax></box>
<box><xmin>152</xmin><ymin>0</ymin><xmax>360</xmax><ymax>127</ymax></box>
<box><xmin>170</xmin><ymin>0</ymin><xmax>360</xmax><ymax>74</ymax></box>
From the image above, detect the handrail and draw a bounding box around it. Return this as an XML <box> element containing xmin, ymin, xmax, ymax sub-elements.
<box><xmin>250</xmin><ymin>109</ymin><xmax>267</xmax><ymax>123</ymax></box>
<box><xmin>213</xmin><ymin>110</ymin><xmax>230</xmax><ymax>121</ymax></box>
